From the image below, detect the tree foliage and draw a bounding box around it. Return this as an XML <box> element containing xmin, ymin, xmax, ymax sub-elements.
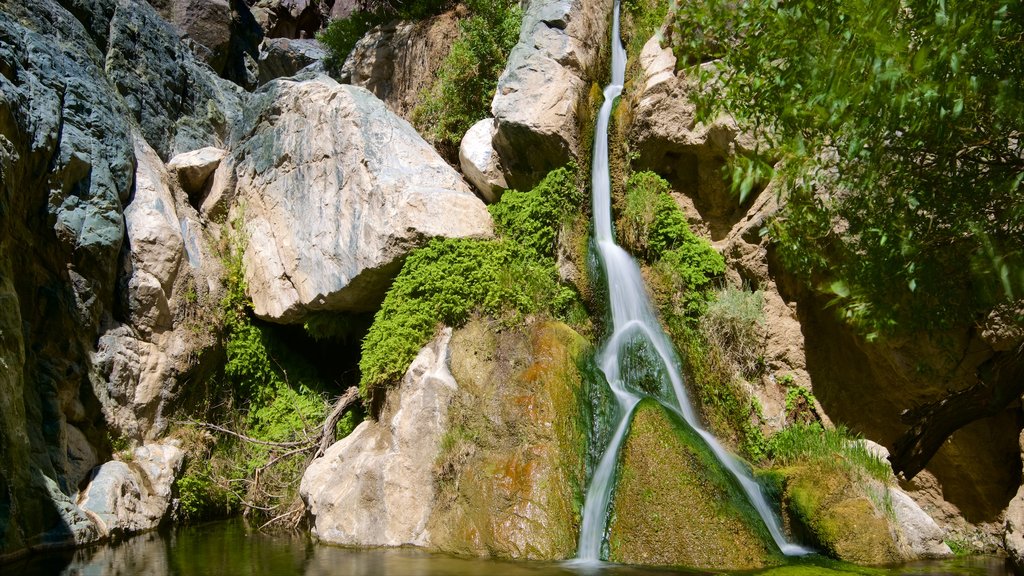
<box><xmin>675</xmin><ymin>0</ymin><xmax>1024</xmax><ymax>337</ymax></box>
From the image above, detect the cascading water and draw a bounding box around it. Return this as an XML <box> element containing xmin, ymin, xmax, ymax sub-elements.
<box><xmin>575</xmin><ymin>0</ymin><xmax>812</xmax><ymax>561</ymax></box>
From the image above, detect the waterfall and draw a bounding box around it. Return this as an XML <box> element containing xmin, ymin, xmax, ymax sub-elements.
<box><xmin>574</xmin><ymin>0</ymin><xmax>811</xmax><ymax>561</ymax></box>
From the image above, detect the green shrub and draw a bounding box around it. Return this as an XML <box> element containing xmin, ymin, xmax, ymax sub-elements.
<box><xmin>359</xmin><ymin>167</ymin><xmax>582</xmax><ymax>404</ymax></box>
<box><xmin>700</xmin><ymin>285</ymin><xmax>765</xmax><ymax>378</ymax></box>
<box><xmin>412</xmin><ymin>0</ymin><xmax>522</xmax><ymax>154</ymax></box>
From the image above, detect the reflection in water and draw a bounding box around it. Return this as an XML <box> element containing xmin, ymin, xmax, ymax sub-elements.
<box><xmin>6</xmin><ymin>520</ymin><xmax>1015</xmax><ymax>575</ymax></box>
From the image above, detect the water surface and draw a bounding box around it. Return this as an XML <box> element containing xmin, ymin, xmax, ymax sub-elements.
<box><xmin>8</xmin><ymin>521</ymin><xmax>1014</xmax><ymax>575</ymax></box>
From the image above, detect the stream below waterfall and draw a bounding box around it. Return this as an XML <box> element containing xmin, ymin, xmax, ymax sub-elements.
<box><xmin>8</xmin><ymin>520</ymin><xmax>1013</xmax><ymax>576</ymax></box>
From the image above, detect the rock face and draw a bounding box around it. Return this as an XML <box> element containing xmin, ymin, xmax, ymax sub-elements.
<box><xmin>148</xmin><ymin>0</ymin><xmax>263</xmax><ymax>87</ymax></box>
<box><xmin>257</xmin><ymin>37</ymin><xmax>327</xmax><ymax>85</ymax></box>
<box><xmin>301</xmin><ymin>328</ymin><xmax>457</xmax><ymax>546</ymax></box>
<box><xmin>630</xmin><ymin>36</ymin><xmax>758</xmax><ymax>241</ymax></box>
<box><xmin>491</xmin><ymin>0</ymin><xmax>612</xmax><ymax>189</ymax></box>
<box><xmin>78</xmin><ymin>443</ymin><xmax>184</xmax><ymax>537</ymax></box>
<box><xmin>608</xmin><ymin>401</ymin><xmax>773</xmax><ymax>569</ymax></box>
<box><xmin>428</xmin><ymin>320</ymin><xmax>590</xmax><ymax>559</ymax></box>
<box><xmin>1004</xmin><ymin>432</ymin><xmax>1024</xmax><ymax>571</ymax></box>
<box><xmin>234</xmin><ymin>75</ymin><xmax>493</xmax><ymax>322</ymax></box>
<box><xmin>0</xmin><ymin>0</ymin><xmax>241</xmax><ymax>557</ymax></box>
<box><xmin>459</xmin><ymin>119</ymin><xmax>508</xmax><ymax>203</ymax></box>
<box><xmin>340</xmin><ymin>10</ymin><xmax>460</xmax><ymax>121</ymax></box>
<box><xmin>92</xmin><ymin>136</ymin><xmax>224</xmax><ymax>442</ymax></box>
<box><xmin>302</xmin><ymin>320</ymin><xmax>590</xmax><ymax>559</ymax></box>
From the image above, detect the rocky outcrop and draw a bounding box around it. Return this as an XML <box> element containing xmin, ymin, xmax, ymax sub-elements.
<box><xmin>1004</xmin><ymin>432</ymin><xmax>1024</xmax><ymax>571</ymax></box>
<box><xmin>459</xmin><ymin>119</ymin><xmax>508</xmax><ymax>202</ymax></box>
<box><xmin>78</xmin><ymin>443</ymin><xmax>184</xmax><ymax>538</ymax></box>
<box><xmin>257</xmin><ymin>37</ymin><xmax>326</xmax><ymax>85</ymax></box>
<box><xmin>340</xmin><ymin>9</ymin><xmax>460</xmax><ymax>121</ymax></box>
<box><xmin>148</xmin><ymin>0</ymin><xmax>263</xmax><ymax>87</ymax></box>
<box><xmin>427</xmin><ymin>320</ymin><xmax>590</xmax><ymax>560</ymax></box>
<box><xmin>250</xmin><ymin>0</ymin><xmax>327</xmax><ymax>39</ymax></box>
<box><xmin>608</xmin><ymin>401</ymin><xmax>773</xmax><ymax>569</ymax></box>
<box><xmin>234</xmin><ymin>75</ymin><xmax>493</xmax><ymax>322</ymax></box>
<box><xmin>301</xmin><ymin>328</ymin><xmax>457</xmax><ymax>546</ymax></box>
<box><xmin>92</xmin><ymin>136</ymin><xmax>224</xmax><ymax>442</ymax></box>
<box><xmin>491</xmin><ymin>0</ymin><xmax>612</xmax><ymax>190</ymax></box>
<box><xmin>630</xmin><ymin>36</ymin><xmax>758</xmax><ymax>241</ymax></box>
<box><xmin>106</xmin><ymin>1</ymin><xmax>247</xmax><ymax>159</ymax></box>
<box><xmin>303</xmin><ymin>320</ymin><xmax>591</xmax><ymax>559</ymax></box>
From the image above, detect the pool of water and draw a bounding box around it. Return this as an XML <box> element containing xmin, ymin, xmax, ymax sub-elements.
<box><xmin>8</xmin><ymin>520</ymin><xmax>1016</xmax><ymax>575</ymax></box>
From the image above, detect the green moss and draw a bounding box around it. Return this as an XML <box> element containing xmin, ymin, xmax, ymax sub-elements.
<box><xmin>359</xmin><ymin>167</ymin><xmax>585</xmax><ymax>406</ymax></box>
<box><xmin>608</xmin><ymin>400</ymin><xmax>776</xmax><ymax>569</ymax></box>
<box><xmin>430</xmin><ymin>320</ymin><xmax>591</xmax><ymax>559</ymax></box>
<box><xmin>780</xmin><ymin>464</ymin><xmax>899</xmax><ymax>565</ymax></box>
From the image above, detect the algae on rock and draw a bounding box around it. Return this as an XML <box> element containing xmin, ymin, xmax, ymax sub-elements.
<box><xmin>607</xmin><ymin>399</ymin><xmax>775</xmax><ymax>569</ymax></box>
<box><xmin>428</xmin><ymin>319</ymin><xmax>592</xmax><ymax>560</ymax></box>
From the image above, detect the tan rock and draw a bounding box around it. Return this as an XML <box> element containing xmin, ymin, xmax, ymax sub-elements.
<box><xmin>301</xmin><ymin>328</ymin><xmax>457</xmax><ymax>547</ymax></box>
<box><xmin>167</xmin><ymin>146</ymin><xmax>227</xmax><ymax>202</ymax></box>
<box><xmin>341</xmin><ymin>10</ymin><xmax>460</xmax><ymax>121</ymax></box>
<box><xmin>234</xmin><ymin>76</ymin><xmax>493</xmax><ymax>322</ymax></box>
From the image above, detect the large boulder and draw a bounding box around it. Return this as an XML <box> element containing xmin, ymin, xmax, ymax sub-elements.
<box><xmin>340</xmin><ymin>9</ymin><xmax>460</xmax><ymax>121</ymax></box>
<box><xmin>427</xmin><ymin>320</ymin><xmax>590</xmax><ymax>559</ymax></box>
<box><xmin>234</xmin><ymin>75</ymin><xmax>493</xmax><ymax>323</ymax></box>
<box><xmin>608</xmin><ymin>400</ymin><xmax>774</xmax><ymax>569</ymax></box>
<box><xmin>491</xmin><ymin>0</ymin><xmax>612</xmax><ymax>190</ymax></box>
<box><xmin>302</xmin><ymin>320</ymin><xmax>591</xmax><ymax>560</ymax></box>
<box><xmin>301</xmin><ymin>328</ymin><xmax>458</xmax><ymax>547</ymax></box>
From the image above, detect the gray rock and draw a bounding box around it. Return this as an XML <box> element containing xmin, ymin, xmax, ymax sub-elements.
<box><xmin>78</xmin><ymin>442</ymin><xmax>184</xmax><ymax>537</ymax></box>
<box><xmin>491</xmin><ymin>0</ymin><xmax>612</xmax><ymax>189</ymax></box>
<box><xmin>106</xmin><ymin>1</ymin><xmax>246</xmax><ymax>159</ymax></box>
<box><xmin>1005</xmin><ymin>431</ymin><xmax>1024</xmax><ymax>571</ymax></box>
<box><xmin>890</xmin><ymin>488</ymin><xmax>953</xmax><ymax>558</ymax></box>
<box><xmin>234</xmin><ymin>76</ymin><xmax>493</xmax><ymax>322</ymax></box>
<box><xmin>258</xmin><ymin>37</ymin><xmax>327</xmax><ymax>85</ymax></box>
<box><xmin>301</xmin><ymin>329</ymin><xmax>457</xmax><ymax>546</ymax></box>
<box><xmin>458</xmin><ymin>119</ymin><xmax>507</xmax><ymax>203</ymax></box>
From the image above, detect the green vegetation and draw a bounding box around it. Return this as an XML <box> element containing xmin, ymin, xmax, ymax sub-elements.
<box><xmin>608</xmin><ymin>400</ymin><xmax>775</xmax><ymax>569</ymax></box>
<box><xmin>173</xmin><ymin>217</ymin><xmax>362</xmax><ymax>525</ymax></box>
<box><xmin>317</xmin><ymin>0</ymin><xmax>456</xmax><ymax>69</ymax></box>
<box><xmin>700</xmin><ymin>285</ymin><xmax>765</xmax><ymax>379</ymax></box>
<box><xmin>767</xmin><ymin>423</ymin><xmax>892</xmax><ymax>485</ymax></box>
<box><xmin>620</xmin><ymin>171</ymin><xmax>725</xmax><ymax>322</ymax></box>
<box><xmin>359</xmin><ymin>167</ymin><xmax>585</xmax><ymax>406</ymax></box>
<box><xmin>412</xmin><ymin>0</ymin><xmax>522</xmax><ymax>156</ymax></box>
<box><xmin>674</xmin><ymin>0</ymin><xmax>1024</xmax><ymax>338</ymax></box>
<box><xmin>622</xmin><ymin>0</ymin><xmax>671</xmax><ymax>59</ymax></box>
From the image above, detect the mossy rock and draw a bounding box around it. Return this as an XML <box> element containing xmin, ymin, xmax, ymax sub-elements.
<box><xmin>779</xmin><ymin>463</ymin><xmax>899</xmax><ymax>565</ymax></box>
<box><xmin>428</xmin><ymin>318</ymin><xmax>591</xmax><ymax>560</ymax></box>
<box><xmin>607</xmin><ymin>400</ymin><xmax>775</xmax><ymax>569</ymax></box>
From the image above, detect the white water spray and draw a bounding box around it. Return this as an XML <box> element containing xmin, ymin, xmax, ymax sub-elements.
<box><xmin>575</xmin><ymin>0</ymin><xmax>811</xmax><ymax>561</ymax></box>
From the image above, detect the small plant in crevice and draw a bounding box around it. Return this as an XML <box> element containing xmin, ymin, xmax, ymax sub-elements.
<box><xmin>700</xmin><ymin>285</ymin><xmax>766</xmax><ymax>379</ymax></box>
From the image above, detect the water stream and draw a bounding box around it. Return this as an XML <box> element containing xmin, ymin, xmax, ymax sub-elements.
<box><xmin>575</xmin><ymin>0</ymin><xmax>811</xmax><ymax>561</ymax></box>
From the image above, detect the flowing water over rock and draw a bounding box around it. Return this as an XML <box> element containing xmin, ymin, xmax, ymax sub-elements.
<box><xmin>576</xmin><ymin>0</ymin><xmax>810</xmax><ymax>561</ymax></box>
